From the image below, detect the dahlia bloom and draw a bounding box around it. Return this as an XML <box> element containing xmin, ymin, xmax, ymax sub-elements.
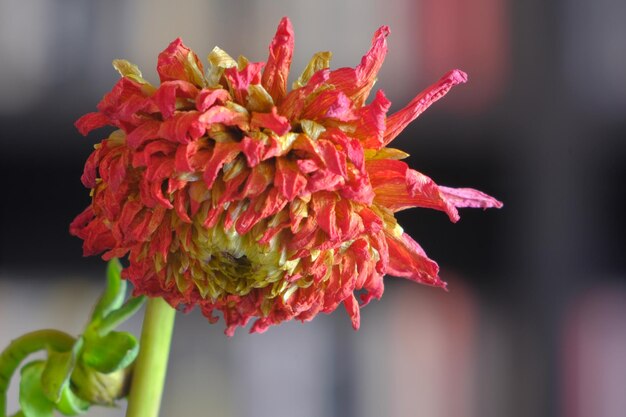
<box><xmin>71</xmin><ymin>17</ymin><xmax>502</xmax><ymax>335</ymax></box>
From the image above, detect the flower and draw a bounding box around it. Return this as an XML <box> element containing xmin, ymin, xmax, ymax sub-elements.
<box><xmin>71</xmin><ymin>17</ymin><xmax>502</xmax><ymax>335</ymax></box>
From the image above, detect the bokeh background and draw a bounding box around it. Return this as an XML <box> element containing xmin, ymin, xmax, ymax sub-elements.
<box><xmin>1</xmin><ymin>1</ymin><xmax>625</xmax><ymax>416</ymax></box>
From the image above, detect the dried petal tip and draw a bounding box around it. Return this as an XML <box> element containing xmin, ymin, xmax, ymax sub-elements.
<box><xmin>71</xmin><ymin>17</ymin><xmax>501</xmax><ymax>336</ymax></box>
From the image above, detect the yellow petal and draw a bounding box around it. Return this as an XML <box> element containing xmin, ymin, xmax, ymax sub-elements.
<box><xmin>293</xmin><ymin>51</ymin><xmax>332</xmax><ymax>89</ymax></box>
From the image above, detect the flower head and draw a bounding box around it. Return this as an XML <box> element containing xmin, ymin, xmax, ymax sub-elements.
<box><xmin>71</xmin><ymin>17</ymin><xmax>502</xmax><ymax>335</ymax></box>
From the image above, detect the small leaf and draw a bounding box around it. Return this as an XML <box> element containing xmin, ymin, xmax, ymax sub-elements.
<box><xmin>56</xmin><ymin>385</ymin><xmax>90</xmax><ymax>416</ymax></box>
<box><xmin>41</xmin><ymin>338</ymin><xmax>83</xmax><ymax>402</ymax></box>
<box><xmin>19</xmin><ymin>361</ymin><xmax>54</xmax><ymax>417</ymax></box>
<box><xmin>82</xmin><ymin>332</ymin><xmax>138</xmax><ymax>374</ymax></box>
<box><xmin>91</xmin><ymin>259</ymin><xmax>127</xmax><ymax>321</ymax></box>
<box><xmin>98</xmin><ymin>296</ymin><xmax>146</xmax><ymax>336</ymax></box>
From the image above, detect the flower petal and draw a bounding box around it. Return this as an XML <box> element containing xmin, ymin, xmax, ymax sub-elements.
<box><xmin>367</xmin><ymin>159</ymin><xmax>459</xmax><ymax>222</ymax></box>
<box><xmin>251</xmin><ymin>107</ymin><xmax>291</xmax><ymax>135</ymax></box>
<box><xmin>75</xmin><ymin>112</ymin><xmax>111</xmax><ymax>136</ymax></box>
<box><xmin>385</xmin><ymin>232</ymin><xmax>445</xmax><ymax>288</ymax></box>
<box><xmin>261</xmin><ymin>17</ymin><xmax>295</xmax><ymax>104</ymax></box>
<box><xmin>157</xmin><ymin>38</ymin><xmax>205</xmax><ymax>86</ymax></box>
<box><xmin>439</xmin><ymin>186</ymin><xmax>503</xmax><ymax>209</ymax></box>
<box><xmin>327</xmin><ymin>25</ymin><xmax>390</xmax><ymax>106</ymax></box>
<box><xmin>384</xmin><ymin>69</ymin><xmax>467</xmax><ymax>145</ymax></box>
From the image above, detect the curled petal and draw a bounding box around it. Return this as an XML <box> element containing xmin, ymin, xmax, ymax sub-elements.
<box><xmin>343</xmin><ymin>294</ymin><xmax>361</xmax><ymax>330</ymax></box>
<box><xmin>386</xmin><ymin>232</ymin><xmax>445</xmax><ymax>288</ymax></box>
<box><xmin>262</xmin><ymin>16</ymin><xmax>294</xmax><ymax>104</ymax></box>
<box><xmin>384</xmin><ymin>69</ymin><xmax>467</xmax><ymax>145</ymax></box>
<box><xmin>251</xmin><ymin>107</ymin><xmax>291</xmax><ymax>135</ymax></box>
<box><xmin>195</xmin><ymin>88</ymin><xmax>231</xmax><ymax>112</ymax></box>
<box><xmin>327</xmin><ymin>25</ymin><xmax>390</xmax><ymax>106</ymax></box>
<box><xmin>75</xmin><ymin>112</ymin><xmax>111</xmax><ymax>136</ymax></box>
<box><xmin>157</xmin><ymin>38</ymin><xmax>205</xmax><ymax>86</ymax></box>
<box><xmin>439</xmin><ymin>186</ymin><xmax>503</xmax><ymax>209</ymax></box>
<box><xmin>224</xmin><ymin>61</ymin><xmax>265</xmax><ymax>104</ymax></box>
<box><xmin>367</xmin><ymin>159</ymin><xmax>459</xmax><ymax>222</ymax></box>
<box><xmin>353</xmin><ymin>89</ymin><xmax>391</xmax><ymax>149</ymax></box>
<box><xmin>153</xmin><ymin>80</ymin><xmax>200</xmax><ymax>119</ymax></box>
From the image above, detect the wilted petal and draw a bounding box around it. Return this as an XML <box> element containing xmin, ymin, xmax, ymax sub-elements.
<box><xmin>384</xmin><ymin>69</ymin><xmax>467</xmax><ymax>145</ymax></box>
<box><xmin>367</xmin><ymin>159</ymin><xmax>460</xmax><ymax>222</ymax></box>
<box><xmin>439</xmin><ymin>186</ymin><xmax>504</xmax><ymax>209</ymax></box>
<box><xmin>251</xmin><ymin>107</ymin><xmax>291</xmax><ymax>135</ymax></box>
<box><xmin>262</xmin><ymin>16</ymin><xmax>294</xmax><ymax>104</ymax></box>
<box><xmin>157</xmin><ymin>38</ymin><xmax>205</xmax><ymax>86</ymax></box>
<box><xmin>327</xmin><ymin>26</ymin><xmax>390</xmax><ymax>106</ymax></box>
<box><xmin>75</xmin><ymin>112</ymin><xmax>111</xmax><ymax>136</ymax></box>
<box><xmin>386</xmin><ymin>232</ymin><xmax>445</xmax><ymax>288</ymax></box>
<box><xmin>153</xmin><ymin>80</ymin><xmax>199</xmax><ymax>119</ymax></box>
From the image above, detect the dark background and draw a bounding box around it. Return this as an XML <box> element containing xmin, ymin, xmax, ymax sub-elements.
<box><xmin>1</xmin><ymin>1</ymin><xmax>625</xmax><ymax>416</ymax></box>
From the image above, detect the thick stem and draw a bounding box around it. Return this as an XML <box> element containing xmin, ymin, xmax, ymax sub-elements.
<box><xmin>125</xmin><ymin>298</ymin><xmax>176</xmax><ymax>417</ymax></box>
<box><xmin>0</xmin><ymin>330</ymin><xmax>75</xmax><ymax>417</ymax></box>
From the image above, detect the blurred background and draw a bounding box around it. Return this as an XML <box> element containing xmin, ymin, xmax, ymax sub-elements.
<box><xmin>1</xmin><ymin>0</ymin><xmax>625</xmax><ymax>416</ymax></box>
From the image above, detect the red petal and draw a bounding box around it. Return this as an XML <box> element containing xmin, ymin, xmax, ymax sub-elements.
<box><xmin>343</xmin><ymin>294</ymin><xmax>361</xmax><ymax>330</ymax></box>
<box><xmin>326</xmin><ymin>26</ymin><xmax>390</xmax><ymax>106</ymax></box>
<box><xmin>97</xmin><ymin>77</ymin><xmax>157</xmax><ymax>131</ymax></box>
<box><xmin>153</xmin><ymin>80</ymin><xmax>199</xmax><ymax>119</ymax></box>
<box><xmin>275</xmin><ymin>158</ymin><xmax>307</xmax><ymax>200</ymax></box>
<box><xmin>198</xmin><ymin>105</ymin><xmax>249</xmax><ymax>130</ymax></box>
<box><xmin>367</xmin><ymin>159</ymin><xmax>459</xmax><ymax>222</ymax></box>
<box><xmin>353</xmin><ymin>89</ymin><xmax>391</xmax><ymax>149</ymax></box>
<box><xmin>300</xmin><ymin>90</ymin><xmax>357</xmax><ymax>122</ymax></box>
<box><xmin>126</xmin><ymin>120</ymin><xmax>160</xmax><ymax>149</ymax></box>
<box><xmin>279</xmin><ymin>69</ymin><xmax>330</xmax><ymax>121</ymax></box>
<box><xmin>439</xmin><ymin>186</ymin><xmax>503</xmax><ymax>209</ymax></box>
<box><xmin>250</xmin><ymin>107</ymin><xmax>291</xmax><ymax>135</ymax></box>
<box><xmin>195</xmin><ymin>88</ymin><xmax>231</xmax><ymax>112</ymax></box>
<box><xmin>158</xmin><ymin>111</ymin><xmax>205</xmax><ymax>144</ymax></box>
<box><xmin>75</xmin><ymin>112</ymin><xmax>111</xmax><ymax>136</ymax></box>
<box><xmin>384</xmin><ymin>69</ymin><xmax>467</xmax><ymax>145</ymax></box>
<box><xmin>261</xmin><ymin>17</ymin><xmax>294</xmax><ymax>104</ymax></box>
<box><xmin>157</xmin><ymin>38</ymin><xmax>204</xmax><ymax>84</ymax></box>
<box><xmin>202</xmin><ymin>141</ymin><xmax>241</xmax><ymax>188</ymax></box>
<box><xmin>224</xmin><ymin>62</ymin><xmax>265</xmax><ymax>104</ymax></box>
<box><xmin>386</xmin><ymin>232</ymin><xmax>445</xmax><ymax>288</ymax></box>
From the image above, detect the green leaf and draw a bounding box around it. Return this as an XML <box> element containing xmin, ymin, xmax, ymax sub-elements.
<box><xmin>91</xmin><ymin>259</ymin><xmax>127</xmax><ymax>321</ymax></box>
<box><xmin>82</xmin><ymin>332</ymin><xmax>138</xmax><ymax>374</ymax></box>
<box><xmin>19</xmin><ymin>361</ymin><xmax>54</xmax><ymax>417</ymax></box>
<box><xmin>98</xmin><ymin>296</ymin><xmax>146</xmax><ymax>336</ymax></box>
<box><xmin>55</xmin><ymin>385</ymin><xmax>90</xmax><ymax>416</ymax></box>
<box><xmin>40</xmin><ymin>338</ymin><xmax>83</xmax><ymax>403</ymax></box>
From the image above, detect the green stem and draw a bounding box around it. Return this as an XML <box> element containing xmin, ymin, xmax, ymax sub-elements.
<box><xmin>125</xmin><ymin>298</ymin><xmax>176</xmax><ymax>417</ymax></box>
<box><xmin>0</xmin><ymin>330</ymin><xmax>75</xmax><ymax>417</ymax></box>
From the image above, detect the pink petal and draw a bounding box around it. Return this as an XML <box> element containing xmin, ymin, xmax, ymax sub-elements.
<box><xmin>366</xmin><ymin>159</ymin><xmax>460</xmax><ymax>222</ymax></box>
<box><xmin>386</xmin><ymin>232</ymin><xmax>446</xmax><ymax>288</ymax></box>
<box><xmin>439</xmin><ymin>186</ymin><xmax>503</xmax><ymax>209</ymax></box>
<box><xmin>223</xmin><ymin>62</ymin><xmax>265</xmax><ymax>104</ymax></box>
<box><xmin>384</xmin><ymin>69</ymin><xmax>467</xmax><ymax>145</ymax></box>
<box><xmin>300</xmin><ymin>89</ymin><xmax>357</xmax><ymax>122</ymax></box>
<box><xmin>275</xmin><ymin>158</ymin><xmax>307</xmax><ymax>200</ymax></box>
<box><xmin>250</xmin><ymin>107</ymin><xmax>291</xmax><ymax>135</ymax></box>
<box><xmin>327</xmin><ymin>25</ymin><xmax>390</xmax><ymax>107</ymax></box>
<box><xmin>261</xmin><ymin>17</ymin><xmax>295</xmax><ymax>104</ymax></box>
<box><xmin>195</xmin><ymin>88</ymin><xmax>231</xmax><ymax>112</ymax></box>
<box><xmin>353</xmin><ymin>89</ymin><xmax>391</xmax><ymax>149</ymax></box>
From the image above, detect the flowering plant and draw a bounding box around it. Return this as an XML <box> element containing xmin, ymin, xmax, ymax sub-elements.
<box><xmin>1</xmin><ymin>17</ymin><xmax>500</xmax><ymax>417</ymax></box>
<box><xmin>72</xmin><ymin>17</ymin><xmax>501</xmax><ymax>336</ymax></box>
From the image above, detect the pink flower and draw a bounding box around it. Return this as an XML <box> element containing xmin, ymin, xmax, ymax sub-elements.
<box><xmin>71</xmin><ymin>17</ymin><xmax>502</xmax><ymax>335</ymax></box>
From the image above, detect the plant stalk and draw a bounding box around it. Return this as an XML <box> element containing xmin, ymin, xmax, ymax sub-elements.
<box><xmin>125</xmin><ymin>298</ymin><xmax>176</xmax><ymax>417</ymax></box>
